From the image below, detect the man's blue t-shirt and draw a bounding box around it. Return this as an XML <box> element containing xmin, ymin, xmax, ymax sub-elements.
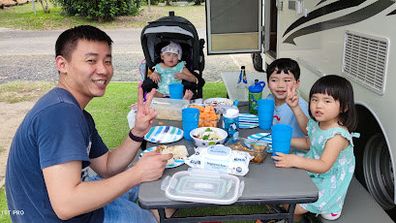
<box><xmin>6</xmin><ymin>88</ymin><xmax>108</xmax><ymax>222</ymax></box>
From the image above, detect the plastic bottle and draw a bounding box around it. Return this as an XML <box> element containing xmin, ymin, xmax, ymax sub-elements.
<box><xmin>236</xmin><ymin>66</ymin><xmax>248</xmax><ymax>99</ymax></box>
<box><xmin>248</xmin><ymin>79</ymin><xmax>266</xmax><ymax>114</ymax></box>
<box><xmin>222</xmin><ymin>106</ymin><xmax>239</xmax><ymax>143</ymax></box>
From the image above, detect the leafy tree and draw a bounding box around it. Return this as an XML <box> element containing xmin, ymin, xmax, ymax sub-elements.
<box><xmin>51</xmin><ymin>0</ymin><xmax>140</xmax><ymax>21</ymax></box>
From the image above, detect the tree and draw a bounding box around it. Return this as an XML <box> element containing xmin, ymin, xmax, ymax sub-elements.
<box><xmin>50</xmin><ymin>0</ymin><xmax>140</xmax><ymax>21</ymax></box>
<box><xmin>194</xmin><ymin>0</ymin><xmax>204</xmax><ymax>5</ymax></box>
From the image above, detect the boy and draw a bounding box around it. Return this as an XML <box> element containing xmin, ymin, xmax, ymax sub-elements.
<box><xmin>266</xmin><ymin>58</ymin><xmax>309</xmax><ymax>140</ymax></box>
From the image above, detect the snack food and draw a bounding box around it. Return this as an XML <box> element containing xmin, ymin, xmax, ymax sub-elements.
<box><xmin>228</xmin><ymin>141</ymin><xmax>267</xmax><ymax>163</ymax></box>
<box><xmin>155</xmin><ymin>145</ymin><xmax>188</xmax><ymax>165</ymax></box>
<box><xmin>192</xmin><ymin>127</ymin><xmax>221</xmax><ymax>141</ymax></box>
<box><xmin>189</xmin><ymin>105</ymin><xmax>219</xmax><ymax>127</ymax></box>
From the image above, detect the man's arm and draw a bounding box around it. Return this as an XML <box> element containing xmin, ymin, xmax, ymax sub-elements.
<box><xmin>89</xmin><ymin>128</ymin><xmax>146</xmax><ymax>178</ymax></box>
<box><xmin>43</xmin><ymin>152</ymin><xmax>171</xmax><ymax>220</ymax></box>
<box><xmin>90</xmin><ymin>83</ymin><xmax>158</xmax><ymax>178</ymax></box>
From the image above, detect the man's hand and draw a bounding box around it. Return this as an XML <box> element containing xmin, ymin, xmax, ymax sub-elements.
<box><xmin>133</xmin><ymin>82</ymin><xmax>157</xmax><ymax>137</ymax></box>
<box><xmin>133</xmin><ymin>152</ymin><xmax>173</xmax><ymax>182</ymax></box>
<box><xmin>285</xmin><ymin>84</ymin><xmax>299</xmax><ymax>109</ymax></box>
<box><xmin>149</xmin><ymin>72</ymin><xmax>161</xmax><ymax>83</ymax></box>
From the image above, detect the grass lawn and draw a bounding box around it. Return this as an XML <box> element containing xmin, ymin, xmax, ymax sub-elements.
<box><xmin>0</xmin><ymin>82</ymin><xmax>265</xmax><ymax>222</ymax></box>
<box><xmin>0</xmin><ymin>3</ymin><xmax>206</xmax><ymax>30</ymax></box>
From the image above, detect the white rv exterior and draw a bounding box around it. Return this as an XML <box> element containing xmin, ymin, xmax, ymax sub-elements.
<box><xmin>260</xmin><ymin>0</ymin><xmax>396</xmax><ymax>214</ymax></box>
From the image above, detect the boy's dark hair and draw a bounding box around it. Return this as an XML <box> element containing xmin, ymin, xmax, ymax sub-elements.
<box><xmin>266</xmin><ymin>58</ymin><xmax>300</xmax><ymax>82</ymax></box>
<box><xmin>55</xmin><ymin>25</ymin><xmax>113</xmax><ymax>60</ymax></box>
<box><xmin>308</xmin><ymin>75</ymin><xmax>358</xmax><ymax>131</ymax></box>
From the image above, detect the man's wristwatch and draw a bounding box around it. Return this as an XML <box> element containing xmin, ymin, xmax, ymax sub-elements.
<box><xmin>129</xmin><ymin>130</ymin><xmax>145</xmax><ymax>142</ymax></box>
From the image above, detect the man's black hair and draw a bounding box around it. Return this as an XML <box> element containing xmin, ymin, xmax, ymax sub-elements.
<box><xmin>55</xmin><ymin>25</ymin><xmax>113</xmax><ymax>60</ymax></box>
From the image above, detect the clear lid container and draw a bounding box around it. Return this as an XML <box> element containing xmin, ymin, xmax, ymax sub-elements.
<box><xmin>161</xmin><ymin>168</ymin><xmax>244</xmax><ymax>205</ymax></box>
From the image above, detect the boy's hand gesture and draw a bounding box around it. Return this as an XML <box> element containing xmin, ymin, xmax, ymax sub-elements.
<box><xmin>286</xmin><ymin>84</ymin><xmax>299</xmax><ymax>108</ymax></box>
<box><xmin>149</xmin><ymin>72</ymin><xmax>161</xmax><ymax>83</ymax></box>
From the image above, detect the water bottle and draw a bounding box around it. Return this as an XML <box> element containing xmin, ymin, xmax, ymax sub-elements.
<box><xmin>248</xmin><ymin>79</ymin><xmax>266</xmax><ymax>114</ymax></box>
<box><xmin>222</xmin><ymin>106</ymin><xmax>239</xmax><ymax>143</ymax></box>
<box><xmin>237</xmin><ymin>66</ymin><xmax>248</xmax><ymax>99</ymax></box>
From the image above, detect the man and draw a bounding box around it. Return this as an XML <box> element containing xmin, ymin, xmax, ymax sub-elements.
<box><xmin>6</xmin><ymin>25</ymin><xmax>172</xmax><ymax>222</ymax></box>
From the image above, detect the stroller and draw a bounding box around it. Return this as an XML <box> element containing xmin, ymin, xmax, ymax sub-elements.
<box><xmin>140</xmin><ymin>11</ymin><xmax>205</xmax><ymax>99</ymax></box>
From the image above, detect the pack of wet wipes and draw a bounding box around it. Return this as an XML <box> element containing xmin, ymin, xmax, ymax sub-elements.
<box><xmin>185</xmin><ymin>145</ymin><xmax>252</xmax><ymax>176</ymax></box>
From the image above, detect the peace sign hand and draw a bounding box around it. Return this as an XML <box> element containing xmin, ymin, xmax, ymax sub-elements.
<box><xmin>285</xmin><ymin>84</ymin><xmax>299</xmax><ymax>109</ymax></box>
<box><xmin>133</xmin><ymin>82</ymin><xmax>158</xmax><ymax>136</ymax></box>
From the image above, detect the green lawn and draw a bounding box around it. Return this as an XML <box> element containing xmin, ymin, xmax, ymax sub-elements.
<box><xmin>1</xmin><ymin>82</ymin><xmax>266</xmax><ymax>222</ymax></box>
<box><xmin>0</xmin><ymin>3</ymin><xmax>205</xmax><ymax>30</ymax></box>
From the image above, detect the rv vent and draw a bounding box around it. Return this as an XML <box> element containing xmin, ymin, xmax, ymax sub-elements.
<box><xmin>343</xmin><ymin>31</ymin><xmax>388</xmax><ymax>95</ymax></box>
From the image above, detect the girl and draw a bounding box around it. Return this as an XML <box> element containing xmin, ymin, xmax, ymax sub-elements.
<box><xmin>142</xmin><ymin>41</ymin><xmax>197</xmax><ymax>99</ymax></box>
<box><xmin>273</xmin><ymin>75</ymin><xmax>359</xmax><ymax>222</ymax></box>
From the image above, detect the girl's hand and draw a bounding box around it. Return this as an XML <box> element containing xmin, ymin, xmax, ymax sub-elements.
<box><xmin>132</xmin><ymin>82</ymin><xmax>157</xmax><ymax>136</ymax></box>
<box><xmin>272</xmin><ymin>152</ymin><xmax>299</xmax><ymax>168</ymax></box>
<box><xmin>149</xmin><ymin>72</ymin><xmax>161</xmax><ymax>83</ymax></box>
<box><xmin>175</xmin><ymin>72</ymin><xmax>185</xmax><ymax>80</ymax></box>
<box><xmin>285</xmin><ymin>84</ymin><xmax>299</xmax><ymax>108</ymax></box>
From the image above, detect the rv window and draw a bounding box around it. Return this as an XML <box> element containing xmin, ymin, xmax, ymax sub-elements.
<box><xmin>205</xmin><ymin>0</ymin><xmax>262</xmax><ymax>54</ymax></box>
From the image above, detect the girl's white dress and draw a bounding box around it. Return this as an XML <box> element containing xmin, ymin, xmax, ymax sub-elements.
<box><xmin>300</xmin><ymin>119</ymin><xmax>359</xmax><ymax>214</ymax></box>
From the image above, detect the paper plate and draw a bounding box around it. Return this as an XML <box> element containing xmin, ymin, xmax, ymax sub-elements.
<box><xmin>140</xmin><ymin>146</ymin><xmax>185</xmax><ymax>168</ymax></box>
<box><xmin>238</xmin><ymin>113</ymin><xmax>259</xmax><ymax>129</ymax></box>
<box><xmin>247</xmin><ymin>133</ymin><xmax>273</xmax><ymax>153</ymax></box>
<box><xmin>144</xmin><ymin>126</ymin><xmax>183</xmax><ymax>144</ymax></box>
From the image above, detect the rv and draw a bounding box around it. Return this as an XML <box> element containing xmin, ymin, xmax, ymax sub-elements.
<box><xmin>206</xmin><ymin>0</ymin><xmax>396</xmax><ymax>220</ymax></box>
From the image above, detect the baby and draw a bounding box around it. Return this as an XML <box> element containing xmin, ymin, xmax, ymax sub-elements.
<box><xmin>142</xmin><ymin>41</ymin><xmax>199</xmax><ymax>100</ymax></box>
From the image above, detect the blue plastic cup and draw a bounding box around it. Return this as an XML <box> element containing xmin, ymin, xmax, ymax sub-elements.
<box><xmin>271</xmin><ymin>124</ymin><xmax>293</xmax><ymax>156</ymax></box>
<box><xmin>168</xmin><ymin>83</ymin><xmax>184</xmax><ymax>99</ymax></box>
<box><xmin>257</xmin><ymin>99</ymin><xmax>275</xmax><ymax>130</ymax></box>
<box><xmin>182</xmin><ymin>108</ymin><xmax>200</xmax><ymax>141</ymax></box>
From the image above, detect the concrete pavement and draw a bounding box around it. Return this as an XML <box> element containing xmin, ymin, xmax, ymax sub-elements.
<box><xmin>0</xmin><ymin>28</ymin><xmax>259</xmax><ymax>84</ymax></box>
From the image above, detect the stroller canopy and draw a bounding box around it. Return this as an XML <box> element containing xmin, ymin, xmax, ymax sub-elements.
<box><xmin>141</xmin><ymin>12</ymin><xmax>205</xmax><ymax>73</ymax></box>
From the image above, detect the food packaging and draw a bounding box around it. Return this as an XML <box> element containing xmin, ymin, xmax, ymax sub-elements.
<box><xmin>151</xmin><ymin>98</ymin><xmax>189</xmax><ymax>121</ymax></box>
<box><xmin>228</xmin><ymin>140</ymin><xmax>268</xmax><ymax>163</ymax></box>
<box><xmin>161</xmin><ymin>168</ymin><xmax>244</xmax><ymax>205</ymax></box>
<box><xmin>185</xmin><ymin>145</ymin><xmax>252</xmax><ymax>176</ymax></box>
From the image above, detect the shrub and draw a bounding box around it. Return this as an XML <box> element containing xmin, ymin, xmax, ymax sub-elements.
<box><xmin>51</xmin><ymin>0</ymin><xmax>140</xmax><ymax>21</ymax></box>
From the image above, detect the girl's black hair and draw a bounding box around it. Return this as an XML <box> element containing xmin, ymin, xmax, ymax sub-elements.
<box><xmin>55</xmin><ymin>25</ymin><xmax>113</xmax><ymax>60</ymax></box>
<box><xmin>308</xmin><ymin>75</ymin><xmax>358</xmax><ymax>131</ymax></box>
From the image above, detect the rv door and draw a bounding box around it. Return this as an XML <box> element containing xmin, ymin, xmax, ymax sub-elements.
<box><xmin>205</xmin><ymin>0</ymin><xmax>263</xmax><ymax>55</ymax></box>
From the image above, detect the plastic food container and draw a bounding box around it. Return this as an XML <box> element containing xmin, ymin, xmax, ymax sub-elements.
<box><xmin>161</xmin><ymin>168</ymin><xmax>244</xmax><ymax>205</ymax></box>
<box><xmin>151</xmin><ymin>98</ymin><xmax>189</xmax><ymax>121</ymax></box>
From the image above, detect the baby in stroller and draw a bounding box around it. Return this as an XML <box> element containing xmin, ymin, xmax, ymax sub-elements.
<box><xmin>142</xmin><ymin>41</ymin><xmax>196</xmax><ymax>100</ymax></box>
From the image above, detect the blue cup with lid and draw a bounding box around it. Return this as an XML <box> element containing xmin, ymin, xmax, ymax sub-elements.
<box><xmin>248</xmin><ymin>79</ymin><xmax>265</xmax><ymax>114</ymax></box>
